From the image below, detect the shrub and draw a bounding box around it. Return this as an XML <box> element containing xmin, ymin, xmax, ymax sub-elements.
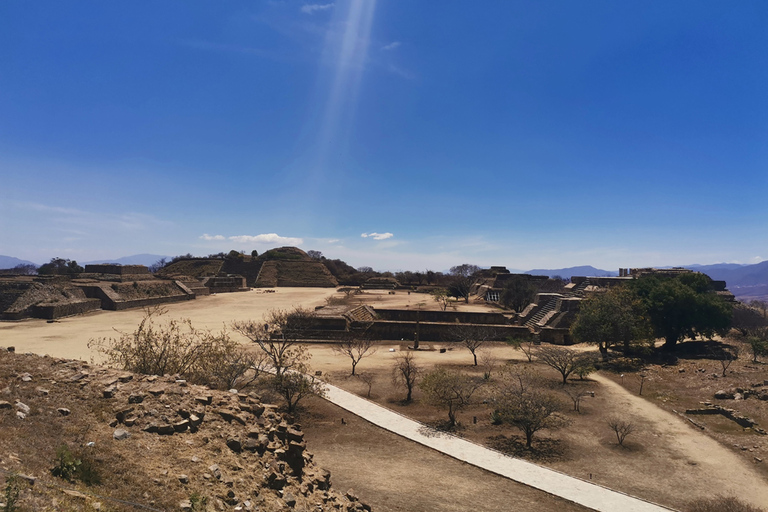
<box><xmin>51</xmin><ymin>444</ymin><xmax>101</xmax><ymax>486</ymax></box>
<box><xmin>3</xmin><ymin>472</ymin><xmax>23</xmax><ymax>512</ymax></box>
<box><xmin>89</xmin><ymin>308</ymin><xmax>264</xmax><ymax>390</ymax></box>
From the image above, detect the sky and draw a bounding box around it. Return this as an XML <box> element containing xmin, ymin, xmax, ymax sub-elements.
<box><xmin>1</xmin><ymin>1</ymin><xmax>766</xmax><ymax>271</ymax></box>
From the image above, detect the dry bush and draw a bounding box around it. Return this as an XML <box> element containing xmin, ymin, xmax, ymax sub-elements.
<box><xmin>686</xmin><ymin>495</ymin><xmax>765</xmax><ymax>512</ymax></box>
<box><xmin>491</xmin><ymin>367</ymin><xmax>568</xmax><ymax>448</ymax></box>
<box><xmin>89</xmin><ymin>307</ymin><xmax>264</xmax><ymax>390</ymax></box>
<box><xmin>607</xmin><ymin>417</ymin><xmax>635</xmax><ymax>446</ymax></box>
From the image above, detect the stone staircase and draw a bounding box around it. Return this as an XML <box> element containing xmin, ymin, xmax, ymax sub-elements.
<box><xmin>344</xmin><ymin>305</ymin><xmax>377</xmax><ymax>324</ymax></box>
<box><xmin>566</xmin><ymin>280</ymin><xmax>589</xmax><ymax>297</ymax></box>
<box><xmin>524</xmin><ymin>297</ymin><xmax>558</xmax><ymax>328</ymax></box>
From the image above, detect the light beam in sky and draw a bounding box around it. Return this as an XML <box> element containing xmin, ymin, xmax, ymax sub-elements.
<box><xmin>315</xmin><ymin>0</ymin><xmax>376</xmax><ymax>166</ymax></box>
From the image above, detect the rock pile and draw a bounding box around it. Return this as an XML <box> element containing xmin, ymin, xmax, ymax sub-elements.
<box><xmin>0</xmin><ymin>349</ymin><xmax>371</xmax><ymax>511</ymax></box>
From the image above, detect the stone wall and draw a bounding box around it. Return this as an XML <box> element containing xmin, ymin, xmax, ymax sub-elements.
<box><xmin>77</xmin><ymin>282</ymin><xmax>195</xmax><ymax>311</ymax></box>
<box><xmin>365</xmin><ymin>321</ymin><xmax>530</xmax><ymax>342</ymax></box>
<box><xmin>84</xmin><ymin>264</ymin><xmax>150</xmax><ymax>275</ymax></box>
<box><xmin>374</xmin><ymin>308</ymin><xmax>510</xmax><ymax>325</ymax></box>
<box><xmin>32</xmin><ymin>299</ymin><xmax>102</xmax><ymax>319</ymax></box>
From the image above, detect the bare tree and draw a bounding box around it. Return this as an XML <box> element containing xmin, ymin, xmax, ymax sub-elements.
<box><xmin>491</xmin><ymin>367</ymin><xmax>567</xmax><ymax>448</ymax></box>
<box><xmin>479</xmin><ymin>350</ymin><xmax>498</xmax><ymax>380</ymax></box>
<box><xmin>392</xmin><ymin>352</ymin><xmax>421</xmax><ymax>402</ymax></box>
<box><xmin>274</xmin><ymin>371</ymin><xmax>325</xmax><ymax>413</ymax></box>
<box><xmin>562</xmin><ymin>386</ymin><xmax>592</xmax><ymax>413</ymax></box>
<box><xmin>537</xmin><ymin>346</ymin><xmax>580</xmax><ymax>385</ymax></box>
<box><xmin>333</xmin><ymin>334</ymin><xmax>378</xmax><ymax>376</ymax></box>
<box><xmin>507</xmin><ymin>335</ymin><xmax>537</xmax><ymax>362</ymax></box>
<box><xmin>607</xmin><ymin>417</ymin><xmax>635</xmax><ymax>446</ymax></box>
<box><xmin>232</xmin><ymin>307</ymin><xmax>315</xmax><ymax>377</ymax></box>
<box><xmin>420</xmin><ymin>366</ymin><xmax>483</xmax><ymax>427</ymax></box>
<box><xmin>715</xmin><ymin>345</ymin><xmax>739</xmax><ymax>377</ymax></box>
<box><xmin>452</xmin><ymin>324</ymin><xmax>500</xmax><ymax>366</ymax></box>
<box><xmin>358</xmin><ymin>372</ymin><xmax>375</xmax><ymax>398</ymax></box>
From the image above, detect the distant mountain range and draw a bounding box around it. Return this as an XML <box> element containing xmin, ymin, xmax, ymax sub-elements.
<box><xmin>524</xmin><ymin>266</ymin><xmax>619</xmax><ymax>278</ymax></box>
<box><xmin>0</xmin><ymin>254</ymin><xmax>168</xmax><ymax>269</ymax></box>
<box><xmin>82</xmin><ymin>254</ymin><xmax>169</xmax><ymax>267</ymax></box>
<box><xmin>0</xmin><ymin>255</ymin><xmax>38</xmax><ymax>269</ymax></box>
<box><xmin>521</xmin><ymin>262</ymin><xmax>768</xmax><ymax>301</ymax></box>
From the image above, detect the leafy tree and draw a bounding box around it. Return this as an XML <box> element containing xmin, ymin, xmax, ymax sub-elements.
<box><xmin>420</xmin><ymin>366</ymin><xmax>482</xmax><ymax>427</ymax></box>
<box><xmin>491</xmin><ymin>368</ymin><xmax>567</xmax><ymax>448</ymax></box>
<box><xmin>448</xmin><ymin>264</ymin><xmax>481</xmax><ymax>303</ymax></box>
<box><xmin>629</xmin><ymin>274</ymin><xmax>732</xmax><ymax>349</ymax></box>
<box><xmin>430</xmin><ymin>288</ymin><xmax>451</xmax><ymax>311</ymax></box>
<box><xmin>392</xmin><ymin>352</ymin><xmax>421</xmax><ymax>402</ymax></box>
<box><xmin>570</xmin><ymin>287</ymin><xmax>652</xmax><ymax>358</ymax></box>
<box><xmin>37</xmin><ymin>257</ymin><xmax>84</xmax><ymax>276</ymax></box>
<box><xmin>307</xmin><ymin>250</ymin><xmax>323</xmax><ymax>260</ymax></box>
<box><xmin>746</xmin><ymin>334</ymin><xmax>768</xmax><ymax>363</ymax></box>
<box><xmin>499</xmin><ymin>276</ymin><xmax>539</xmax><ymax>312</ymax></box>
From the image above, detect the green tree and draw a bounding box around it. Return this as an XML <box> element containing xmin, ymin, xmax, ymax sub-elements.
<box><xmin>430</xmin><ymin>288</ymin><xmax>451</xmax><ymax>311</ymax></box>
<box><xmin>499</xmin><ymin>276</ymin><xmax>539</xmax><ymax>312</ymax></box>
<box><xmin>448</xmin><ymin>264</ymin><xmax>481</xmax><ymax>303</ymax></box>
<box><xmin>37</xmin><ymin>257</ymin><xmax>83</xmax><ymax>275</ymax></box>
<box><xmin>570</xmin><ymin>287</ymin><xmax>652</xmax><ymax>358</ymax></box>
<box><xmin>629</xmin><ymin>274</ymin><xmax>732</xmax><ymax>349</ymax></box>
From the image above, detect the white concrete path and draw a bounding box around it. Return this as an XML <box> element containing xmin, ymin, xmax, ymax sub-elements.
<box><xmin>320</xmin><ymin>382</ymin><xmax>673</xmax><ymax>512</ymax></box>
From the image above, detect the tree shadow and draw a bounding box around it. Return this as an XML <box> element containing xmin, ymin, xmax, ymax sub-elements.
<box><xmin>486</xmin><ymin>434</ymin><xmax>568</xmax><ymax>462</ymax></box>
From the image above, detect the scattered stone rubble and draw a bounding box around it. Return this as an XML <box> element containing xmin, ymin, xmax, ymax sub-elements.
<box><xmin>683</xmin><ymin>385</ymin><xmax>768</xmax><ymax>435</ymax></box>
<box><xmin>0</xmin><ymin>348</ymin><xmax>371</xmax><ymax>511</ymax></box>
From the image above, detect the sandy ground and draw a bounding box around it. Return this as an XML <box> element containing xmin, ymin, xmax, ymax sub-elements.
<box><xmin>589</xmin><ymin>374</ymin><xmax>768</xmax><ymax>508</ymax></box>
<box><xmin>306</xmin><ymin>343</ymin><xmax>768</xmax><ymax>510</ymax></box>
<box><xmin>0</xmin><ymin>287</ymin><xmax>335</xmax><ymax>360</ymax></box>
<box><xmin>3</xmin><ymin>288</ymin><xmax>767</xmax><ymax>509</ymax></box>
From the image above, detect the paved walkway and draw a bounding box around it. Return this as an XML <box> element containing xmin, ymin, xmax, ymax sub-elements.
<box><xmin>320</xmin><ymin>382</ymin><xmax>672</xmax><ymax>512</ymax></box>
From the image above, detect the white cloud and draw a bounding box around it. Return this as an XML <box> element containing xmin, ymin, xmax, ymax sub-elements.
<box><xmin>301</xmin><ymin>3</ymin><xmax>334</xmax><ymax>14</ymax></box>
<box><xmin>228</xmin><ymin>233</ymin><xmax>304</xmax><ymax>245</ymax></box>
<box><xmin>199</xmin><ymin>234</ymin><xmax>225</xmax><ymax>241</ymax></box>
<box><xmin>381</xmin><ymin>41</ymin><xmax>401</xmax><ymax>51</ymax></box>
<box><xmin>327</xmin><ymin>239</ymin><xmax>340</xmax><ymax>244</ymax></box>
<box><xmin>361</xmin><ymin>232</ymin><xmax>394</xmax><ymax>241</ymax></box>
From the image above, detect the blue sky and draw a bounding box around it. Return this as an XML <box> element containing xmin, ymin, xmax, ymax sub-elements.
<box><xmin>1</xmin><ymin>1</ymin><xmax>766</xmax><ymax>271</ymax></box>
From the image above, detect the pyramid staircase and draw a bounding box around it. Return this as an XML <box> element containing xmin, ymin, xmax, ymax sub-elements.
<box><xmin>524</xmin><ymin>297</ymin><xmax>559</xmax><ymax>328</ymax></box>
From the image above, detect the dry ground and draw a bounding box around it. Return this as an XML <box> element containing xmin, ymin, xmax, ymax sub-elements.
<box><xmin>3</xmin><ymin>288</ymin><xmax>768</xmax><ymax>511</ymax></box>
<box><xmin>0</xmin><ymin>287</ymin><xmax>334</xmax><ymax>361</ymax></box>
<box><xmin>304</xmin><ymin>342</ymin><xmax>768</xmax><ymax>511</ymax></box>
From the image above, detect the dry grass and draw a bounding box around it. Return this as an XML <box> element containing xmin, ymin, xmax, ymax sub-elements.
<box><xmin>302</xmin><ymin>341</ymin><xmax>768</xmax><ymax>511</ymax></box>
